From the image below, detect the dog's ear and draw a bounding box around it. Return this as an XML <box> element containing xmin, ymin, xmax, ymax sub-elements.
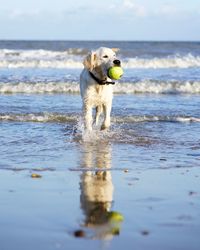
<box><xmin>83</xmin><ymin>52</ymin><xmax>97</xmax><ymax>70</ymax></box>
<box><xmin>112</xmin><ymin>48</ymin><xmax>119</xmax><ymax>53</ymax></box>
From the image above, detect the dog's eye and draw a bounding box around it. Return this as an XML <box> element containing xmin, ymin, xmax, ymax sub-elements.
<box><xmin>103</xmin><ymin>55</ymin><xmax>108</xmax><ymax>58</ymax></box>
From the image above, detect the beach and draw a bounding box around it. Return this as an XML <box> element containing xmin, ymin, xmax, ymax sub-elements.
<box><xmin>1</xmin><ymin>165</ymin><xmax>200</xmax><ymax>250</ymax></box>
<box><xmin>0</xmin><ymin>41</ymin><xmax>200</xmax><ymax>250</ymax></box>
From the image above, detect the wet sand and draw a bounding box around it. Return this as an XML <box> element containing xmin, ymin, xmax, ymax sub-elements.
<box><xmin>1</xmin><ymin>161</ymin><xmax>199</xmax><ymax>250</ymax></box>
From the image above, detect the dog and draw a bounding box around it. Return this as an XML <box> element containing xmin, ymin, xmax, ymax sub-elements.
<box><xmin>80</xmin><ymin>47</ymin><xmax>121</xmax><ymax>131</ymax></box>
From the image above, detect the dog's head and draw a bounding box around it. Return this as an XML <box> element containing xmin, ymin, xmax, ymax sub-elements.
<box><xmin>83</xmin><ymin>47</ymin><xmax>121</xmax><ymax>81</ymax></box>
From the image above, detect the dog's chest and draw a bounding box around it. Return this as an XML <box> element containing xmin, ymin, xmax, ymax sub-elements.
<box><xmin>87</xmin><ymin>85</ymin><xmax>113</xmax><ymax>106</ymax></box>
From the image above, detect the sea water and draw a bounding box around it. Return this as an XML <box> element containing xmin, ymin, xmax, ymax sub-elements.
<box><xmin>0</xmin><ymin>41</ymin><xmax>200</xmax><ymax>248</ymax></box>
<box><xmin>0</xmin><ymin>41</ymin><xmax>200</xmax><ymax>171</ymax></box>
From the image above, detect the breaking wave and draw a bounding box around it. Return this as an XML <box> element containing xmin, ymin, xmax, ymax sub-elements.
<box><xmin>0</xmin><ymin>80</ymin><xmax>200</xmax><ymax>94</ymax></box>
<box><xmin>0</xmin><ymin>49</ymin><xmax>200</xmax><ymax>69</ymax></box>
<box><xmin>0</xmin><ymin>49</ymin><xmax>83</xmax><ymax>68</ymax></box>
<box><xmin>0</xmin><ymin>82</ymin><xmax>80</xmax><ymax>94</ymax></box>
<box><xmin>115</xmin><ymin>80</ymin><xmax>200</xmax><ymax>94</ymax></box>
<box><xmin>1</xmin><ymin>112</ymin><xmax>200</xmax><ymax>123</ymax></box>
<box><xmin>0</xmin><ymin>113</ymin><xmax>79</xmax><ymax>123</ymax></box>
<box><xmin>123</xmin><ymin>54</ymin><xmax>200</xmax><ymax>69</ymax></box>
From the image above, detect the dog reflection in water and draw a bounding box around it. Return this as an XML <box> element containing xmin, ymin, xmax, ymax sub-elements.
<box><xmin>79</xmin><ymin>143</ymin><xmax>123</xmax><ymax>239</ymax></box>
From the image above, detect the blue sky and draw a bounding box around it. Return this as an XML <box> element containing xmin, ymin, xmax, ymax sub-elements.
<box><xmin>0</xmin><ymin>0</ymin><xmax>199</xmax><ymax>40</ymax></box>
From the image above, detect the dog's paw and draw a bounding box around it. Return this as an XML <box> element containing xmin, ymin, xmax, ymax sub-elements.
<box><xmin>101</xmin><ymin>124</ymin><xmax>109</xmax><ymax>131</ymax></box>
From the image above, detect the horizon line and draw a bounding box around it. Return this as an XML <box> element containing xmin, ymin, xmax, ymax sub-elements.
<box><xmin>0</xmin><ymin>39</ymin><xmax>199</xmax><ymax>42</ymax></box>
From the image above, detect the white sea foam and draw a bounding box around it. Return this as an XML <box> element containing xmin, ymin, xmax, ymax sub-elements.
<box><xmin>1</xmin><ymin>113</ymin><xmax>200</xmax><ymax>123</ymax></box>
<box><xmin>0</xmin><ymin>49</ymin><xmax>200</xmax><ymax>69</ymax></box>
<box><xmin>0</xmin><ymin>82</ymin><xmax>80</xmax><ymax>94</ymax></box>
<box><xmin>0</xmin><ymin>81</ymin><xmax>200</xmax><ymax>94</ymax></box>
<box><xmin>0</xmin><ymin>49</ymin><xmax>83</xmax><ymax>68</ymax></box>
<box><xmin>123</xmin><ymin>54</ymin><xmax>200</xmax><ymax>69</ymax></box>
<box><xmin>114</xmin><ymin>80</ymin><xmax>200</xmax><ymax>94</ymax></box>
<box><xmin>113</xmin><ymin>115</ymin><xmax>200</xmax><ymax>123</ymax></box>
<box><xmin>0</xmin><ymin>113</ymin><xmax>79</xmax><ymax>123</ymax></box>
<box><xmin>0</xmin><ymin>60</ymin><xmax>82</xmax><ymax>68</ymax></box>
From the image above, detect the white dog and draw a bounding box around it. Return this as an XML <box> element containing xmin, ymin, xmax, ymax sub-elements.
<box><xmin>80</xmin><ymin>47</ymin><xmax>121</xmax><ymax>131</ymax></box>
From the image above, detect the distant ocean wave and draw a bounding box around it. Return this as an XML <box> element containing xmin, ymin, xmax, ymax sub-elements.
<box><xmin>1</xmin><ymin>112</ymin><xmax>200</xmax><ymax>123</ymax></box>
<box><xmin>0</xmin><ymin>49</ymin><xmax>200</xmax><ymax>69</ymax></box>
<box><xmin>1</xmin><ymin>80</ymin><xmax>200</xmax><ymax>94</ymax></box>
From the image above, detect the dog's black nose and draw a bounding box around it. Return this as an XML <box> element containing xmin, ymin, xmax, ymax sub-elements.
<box><xmin>113</xmin><ymin>59</ymin><xmax>121</xmax><ymax>66</ymax></box>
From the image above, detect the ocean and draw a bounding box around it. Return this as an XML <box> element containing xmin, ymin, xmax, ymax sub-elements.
<box><xmin>0</xmin><ymin>41</ymin><xmax>200</xmax><ymax>249</ymax></box>
<box><xmin>1</xmin><ymin>40</ymin><xmax>200</xmax><ymax>169</ymax></box>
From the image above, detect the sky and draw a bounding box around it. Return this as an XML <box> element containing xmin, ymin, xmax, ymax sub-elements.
<box><xmin>0</xmin><ymin>0</ymin><xmax>199</xmax><ymax>41</ymax></box>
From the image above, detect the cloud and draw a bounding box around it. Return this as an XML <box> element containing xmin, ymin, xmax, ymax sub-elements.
<box><xmin>153</xmin><ymin>3</ymin><xmax>184</xmax><ymax>18</ymax></box>
<box><xmin>119</xmin><ymin>1</ymin><xmax>200</xmax><ymax>20</ymax></box>
<box><xmin>122</xmin><ymin>0</ymin><xmax>147</xmax><ymax>17</ymax></box>
<box><xmin>109</xmin><ymin>0</ymin><xmax>147</xmax><ymax>18</ymax></box>
<box><xmin>8</xmin><ymin>8</ymin><xmax>41</xmax><ymax>20</ymax></box>
<box><xmin>159</xmin><ymin>4</ymin><xmax>179</xmax><ymax>15</ymax></box>
<box><xmin>3</xmin><ymin>7</ymin><xmax>66</xmax><ymax>24</ymax></box>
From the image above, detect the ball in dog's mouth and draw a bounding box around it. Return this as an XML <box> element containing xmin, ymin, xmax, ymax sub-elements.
<box><xmin>108</xmin><ymin>66</ymin><xmax>123</xmax><ymax>80</ymax></box>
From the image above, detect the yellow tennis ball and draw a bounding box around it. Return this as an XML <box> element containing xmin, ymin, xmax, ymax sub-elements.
<box><xmin>108</xmin><ymin>66</ymin><xmax>123</xmax><ymax>80</ymax></box>
<box><xmin>107</xmin><ymin>211</ymin><xmax>124</xmax><ymax>222</ymax></box>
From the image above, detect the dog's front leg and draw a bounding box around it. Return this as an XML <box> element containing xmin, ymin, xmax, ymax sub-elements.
<box><xmin>94</xmin><ymin>105</ymin><xmax>103</xmax><ymax>127</ymax></box>
<box><xmin>101</xmin><ymin>103</ymin><xmax>112</xmax><ymax>130</ymax></box>
<box><xmin>83</xmin><ymin>104</ymin><xmax>93</xmax><ymax>131</ymax></box>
